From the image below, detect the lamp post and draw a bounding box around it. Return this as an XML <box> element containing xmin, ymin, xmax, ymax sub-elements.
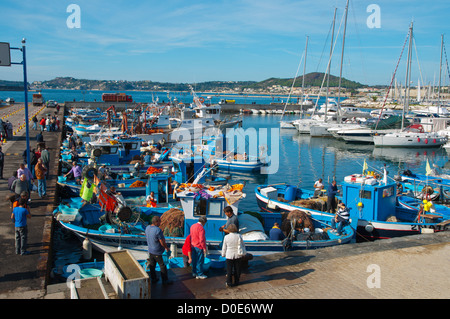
<box><xmin>3</xmin><ymin>39</ymin><xmax>31</xmax><ymax>167</ymax></box>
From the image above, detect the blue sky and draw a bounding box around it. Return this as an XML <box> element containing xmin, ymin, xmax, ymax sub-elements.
<box><xmin>1</xmin><ymin>0</ymin><xmax>449</xmax><ymax>86</ymax></box>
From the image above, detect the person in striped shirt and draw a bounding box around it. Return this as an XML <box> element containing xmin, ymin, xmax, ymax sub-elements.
<box><xmin>331</xmin><ymin>202</ymin><xmax>349</xmax><ymax>236</ymax></box>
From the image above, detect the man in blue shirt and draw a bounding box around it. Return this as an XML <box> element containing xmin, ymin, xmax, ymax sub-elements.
<box><xmin>145</xmin><ymin>216</ymin><xmax>172</xmax><ymax>285</ymax></box>
<box><xmin>11</xmin><ymin>197</ymin><xmax>31</xmax><ymax>255</ymax></box>
<box><xmin>269</xmin><ymin>222</ymin><xmax>285</xmax><ymax>240</ymax></box>
<box><xmin>327</xmin><ymin>180</ymin><xmax>339</xmax><ymax>214</ymax></box>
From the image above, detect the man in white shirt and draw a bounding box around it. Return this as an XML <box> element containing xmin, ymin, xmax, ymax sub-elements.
<box><xmin>313</xmin><ymin>178</ymin><xmax>324</xmax><ymax>197</ymax></box>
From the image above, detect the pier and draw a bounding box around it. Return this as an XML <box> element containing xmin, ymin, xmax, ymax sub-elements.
<box><xmin>0</xmin><ymin>103</ymin><xmax>449</xmax><ymax>301</ymax></box>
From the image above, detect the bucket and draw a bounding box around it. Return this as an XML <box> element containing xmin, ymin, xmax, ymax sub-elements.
<box><xmin>79</xmin><ymin>268</ymin><xmax>103</xmax><ymax>279</ymax></box>
<box><xmin>284</xmin><ymin>185</ymin><xmax>297</xmax><ymax>201</ymax></box>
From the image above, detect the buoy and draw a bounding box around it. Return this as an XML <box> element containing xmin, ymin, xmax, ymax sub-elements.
<box><xmin>425</xmin><ymin>139</ymin><xmax>428</xmax><ymax>144</ymax></box>
<box><xmin>433</xmin><ymin>139</ymin><xmax>436</xmax><ymax>143</ymax></box>
<box><xmin>365</xmin><ymin>223</ymin><xmax>374</xmax><ymax>233</ymax></box>
<box><xmin>82</xmin><ymin>238</ymin><xmax>92</xmax><ymax>260</ymax></box>
<box><xmin>417</xmin><ymin>138</ymin><xmax>420</xmax><ymax>142</ymax></box>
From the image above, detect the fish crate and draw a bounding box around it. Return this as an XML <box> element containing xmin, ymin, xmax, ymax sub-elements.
<box><xmin>104</xmin><ymin>250</ymin><xmax>150</xmax><ymax>299</ymax></box>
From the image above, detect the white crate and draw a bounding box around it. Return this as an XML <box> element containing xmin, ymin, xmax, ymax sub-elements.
<box><xmin>260</xmin><ymin>187</ymin><xmax>278</xmax><ymax>200</ymax></box>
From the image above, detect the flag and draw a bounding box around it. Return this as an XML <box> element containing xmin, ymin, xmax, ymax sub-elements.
<box><xmin>362</xmin><ymin>159</ymin><xmax>368</xmax><ymax>175</ymax></box>
<box><xmin>426</xmin><ymin>159</ymin><xmax>432</xmax><ymax>176</ymax></box>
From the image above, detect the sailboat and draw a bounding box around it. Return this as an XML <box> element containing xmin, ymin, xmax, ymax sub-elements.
<box><xmin>374</xmin><ymin>24</ymin><xmax>447</xmax><ymax>148</ymax></box>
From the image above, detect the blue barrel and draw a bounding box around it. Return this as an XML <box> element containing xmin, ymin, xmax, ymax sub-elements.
<box><xmin>284</xmin><ymin>185</ymin><xmax>297</xmax><ymax>201</ymax></box>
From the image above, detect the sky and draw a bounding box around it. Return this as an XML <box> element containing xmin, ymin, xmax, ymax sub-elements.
<box><xmin>1</xmin><ymin>0</ymin><xmax>449</xmax><ymax>86</ymax></box>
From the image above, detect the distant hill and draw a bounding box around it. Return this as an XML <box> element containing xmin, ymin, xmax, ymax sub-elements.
<box><xmin>249</xmin><ymin>72</ymin><xmax>367</xmax><ymax>89</ymax></box>
<box><xmin>30</xmin><ymin>73</ymin><xmax>366</xmax><ymax>91</ymax></box>
<box><xmin>0</xmin><ymin>80</ymin><xmax>27</xmax><ymax>91</ymax></box>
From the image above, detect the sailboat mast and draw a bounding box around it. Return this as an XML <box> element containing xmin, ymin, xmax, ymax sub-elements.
<box><xmin>325</xmin><ymin>7</ymin><xmax>337</xmax><ymax>123</ymax></box>
<box><xmin>438</xmin><ymin>34</ymin><xmax>443</xmax><ymax>107</ymax></box>
<box><xmin>337</xmin><ymin>0</ymin><xmax>349</xmax><ymax>122</ymax></box>
<box><xmin>402</xmin><ymin>22</ymin><xmax>413</xmax><ymax>131</ymax></box>
<box><xmin>300</xmin><ymin>35</ymin><xmax>309</xmax><ymax>112</ymax></box>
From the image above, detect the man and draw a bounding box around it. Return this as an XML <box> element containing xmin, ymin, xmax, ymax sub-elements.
<box><xmin>331</xmin><ymin>202</ymin><xmax>350</xmax><ymax>236</ymax></box>
<box><xmin>40</xmin><ymin>146</ymin><xmax>50</xmax><ymax>179</ymax></box>
<box><xmin>35</xmin><ymin>158</ymin><xmax>47</xmax><ymax>198</ymax></box>
<box><xmin>327</xmin><ymin>180</ymin><xmax>339</xmax><ymax>214</ymax></box>
<box><xmin>0</xmin><ymin>146</ymin><xmax>4</xmax><ymax>179</ymax></box>
<box><xmin>145</xmin><ymin>216</ymin><xmax>172</xmax><ymax>285</ymax></box>
<box><xmin>17</xmin><ymin>163</ymin><xmax>34</xmax><ymax>193</ymax></box>
<box><xmin>269</xmin><ymin>222</ymin><xmax>285</xmax><ymax>240</ymax></box>
<box><xmin>11</xmin><ymin>197</ymin><xmax>31</xmax><ymax>255</ymax></box>
<box><xmin>219</xmin><ymin>206</ymin><xmax>239</xmax><ymax>234</ymax></box>
<box><xmin>65</xmin><ymin>161</ymin><xmax>82</xmax><ymax>184</ymax></box>
<box><xmin>313</xmin><ymin>178</ymin><xmax>324</xmax><ymax>197</ymax></box>
<box><xmin>190</xmin><ymin>216</ymin><xmax>208</xmax><ymax>279</ymax></box>
<box><xmin>11</xmin><ymin>174</ymin><xmax>30</xmax><ymax>197</ymax></box>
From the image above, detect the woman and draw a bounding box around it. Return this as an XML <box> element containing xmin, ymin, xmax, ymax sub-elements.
<box><xmin>221</xmin><ymin>224</ymin><xmax>246</xmax><ymax>287</ymax></box>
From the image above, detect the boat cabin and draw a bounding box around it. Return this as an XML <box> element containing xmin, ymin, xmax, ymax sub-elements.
<box><xmin>341</xmin><ymin>179</ymin><xmax>397</xmax><ymax>222</ymax></box>
<box><xmin>88</xmin><ymin>136</ymin><xmax>143</xmax><ymax>165</ymax></box>
<box><xmin>177</xmin><ymin>187</ymin><xmax>244</xmax><ymax>241</ymax></box>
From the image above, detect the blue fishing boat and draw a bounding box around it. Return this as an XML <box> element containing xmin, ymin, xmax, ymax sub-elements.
<box><xmin>256</xmin><ymin>174</ymin><xmax>450</xmax><ymax>241</ymax></box>
<box><xmin>54</xmin><ymin>178</ymin><xmax>355</xmax><ymax>260</ymax></box>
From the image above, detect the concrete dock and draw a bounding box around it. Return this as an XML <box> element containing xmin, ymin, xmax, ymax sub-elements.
<box><xmin>0</xmin><ymin>103</ymin><xmax>449</xmax><ymax>302</ymax></box>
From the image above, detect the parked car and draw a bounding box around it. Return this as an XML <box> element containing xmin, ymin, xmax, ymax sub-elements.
<box><xmin>46</xmin><ymin>100</ymin><xmax>58</xmax><ymax>108</ymax></box>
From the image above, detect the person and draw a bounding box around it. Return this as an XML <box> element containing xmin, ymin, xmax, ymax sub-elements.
<box><xmin>190</xmin><ymin>216</ymin><xmax>208</xmax><ymax>279</ymax></box>
<box><xmin>39</xmin><ymin>117</ymin><xmax>46</xmax><ymax>132</ymax></box>
<box><xmin>64</xmin><ymin>161</ymin><xmax>82</xmax><ymax>184</ymax></box>
<box><xmin>36</xmin><ymin>131</ymin><xmax>44</xmax><ymax>143</ymax></box>
<box><xmin>143</xmin><ymin>152</ymin><xmax>151</xmax><ymax>165</ymax></box>
<box><xmin>45</xmin><ymin>116</ymin><xmax>51</xmax><ymax>132</ymax></box>
<box><xmin>35</xmin><ymin>158</ymin><xmax>47</xmax><ymax>198</ymax></box>
<box><xmin>219</xmin><ymin>206</ymin><xmax>239</xmax><ymax>234</ymax></box>
<box><xmin>269</xmin><ymin>222</ymin><xmax>285</xmax><ymax>240</ymax></box>
<box><xmin>6</xmin><ymin>120</ymin><xmax>12</xmax><ymax>140</ymax></box>
<box><xmin>12</xmin><ymin>191</ymin><xmax>30</xmax><ymax>210</ymax></box>
<box><xmin>327</xmin><ymin>180</ymin><xmax>339</xmax><ymax>214</ymax></box>
<box><xmin>182</xmin><ymin>234</ymin><xmax>192</xmax><ymax>268</ymax></box>
<box><xmin>144</xmin><ymin>216</ymin><xmax>172</xmax><ymax>285</ymax></box>
<box><xmin>11</xmin><ymin>197</ymin><xmax>31</xmax><ymax>255</ymax></box>
<box><xmin>0</xmin><ymin>146</ymin><xmax>4</xmax><ymax>179</ymax></box>
<box><xmin>313</xmin><ymin>178</ymin><xmax>324</xmax><ymax>197</ymax></box>
<box><xmin>146</xmin><ymin>191</ymin><xmax>157</xmax><ymax>207</ymax></box>
<box><xmin>331</xmin><ymin>202</ymin><xmax>350</xmax><ymax>236</ymax></box>
<box><xmin>40</xmin><ymin>146</ymin><xmax>50</xmax><ymax>179</ymax></box>
<box><xmin>11</xmin><ymin>174</ymin><xmax>30</xmax><ymax>197</ymax></box>
<box><xmin>8</xmin><ymin>171</ymin><xmax>18</xmax><ymax>191</ymax></box>
<box><xmin>396</xmin><ymin>182</ymin><xmax>403</xmax><ymax>196</ymax></box>
<box><xmin>32</xmin><ymin>115</ymin><xmax>38</xmax><ymax>130</ymax></box>
<box><xmin>221</xmin><ymin>224</ymin><xmax>246</xmax><ymax>287</ymax></box>
<box><xmin>17</xmin><ymin>163</ymin><xmax>34</xmax><ymax>192</ymax></box>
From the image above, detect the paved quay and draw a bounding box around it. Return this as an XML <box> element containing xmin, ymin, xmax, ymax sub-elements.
<box><xmin>0</xmin><ymin>103</ymin><xmax>63</xmax><ymax>299</ymax></box>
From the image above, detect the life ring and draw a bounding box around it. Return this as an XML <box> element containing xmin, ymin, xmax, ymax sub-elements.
<box><xmin>198</xmin><ymin>97</ymin><xmax>205</xmax><ymax>103</ymax></box>
<box><xmin>92</xmin><ymin>148</ymin><xmax>102</xmax><ymax>157</ymax></box>
<box><xmin>82</xmin><ymin>165</ymin><xmax>98</xmax><ymax>180</ymax></box>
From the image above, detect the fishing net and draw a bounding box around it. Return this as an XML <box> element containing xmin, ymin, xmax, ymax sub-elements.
<box><xmin>129</xmin><ymin>180</ymin><xmax>146</xmax><ymax>188</ymax></box>
<box><xmin>281</xmin><ymin>209</ymin><xmax>315</xmax><ymax>235</ymax></box>
<box><xmin>160</xmin><ymin>208</ymin><xmax>184</xmax><ymax>237</ymax></box>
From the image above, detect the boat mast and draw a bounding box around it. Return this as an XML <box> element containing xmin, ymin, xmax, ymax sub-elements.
<box><xmin>402</xmin><ymin>22</ymin><xmax>413</xmax><ymax>131</ymax></box>
<box><xmin>337</xmin><ymin>0</ymin><xmax>349</xmax><ymax>123</ymax></box>
<box><xmin>438</xmin><ymin>34</ymin><xmax>443</xmax><ymax>107</ymax></box>
<box><xmin>325</xmin><ymin>7</ymin><xmax>337</xmax><ymax>123</ymax></box>
<box><xmin>300</xmin><ymin>35</ymin><xmax>309</xmax><ymax>112</ymax></box>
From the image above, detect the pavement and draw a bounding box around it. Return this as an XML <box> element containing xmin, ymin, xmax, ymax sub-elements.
<box><xmin>1</xmin><ymin>103</ymin><xmax>450</xmax><ymax>302</ymax></box>
<box><xmin>0</xmin><ymin>103</ymin><xmax>62</xmax><ymax>299</ymax></box>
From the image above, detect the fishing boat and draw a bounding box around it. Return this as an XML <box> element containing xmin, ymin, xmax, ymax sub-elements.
<box><xmin>255</xmin><ymin>174</ymin><xmax>450</xmax><ymax>240</ymax></box>
<box><xmin>54</xmin><ymin>177</ymin><xmax>355</xmax><ymax>260</ymax></box>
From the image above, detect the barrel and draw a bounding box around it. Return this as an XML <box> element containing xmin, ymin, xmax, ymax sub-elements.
<box><xmin>284</xmin><ymin>185</ymin><xmax>297</xmax><ymax>201</ymax></box>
